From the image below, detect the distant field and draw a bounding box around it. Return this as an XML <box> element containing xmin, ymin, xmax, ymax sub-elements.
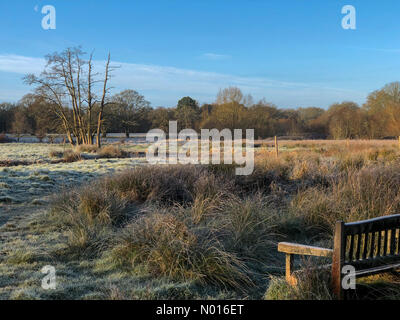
<box><xmin>1</xmin><ymin>140</ymin><xmax>400</xmax><ymax>300</ymax></box>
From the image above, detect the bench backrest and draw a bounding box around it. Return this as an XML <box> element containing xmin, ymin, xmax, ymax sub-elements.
<box><xmin>332</xmin><ymin>214</ymin><xmax>400</xmax><ymax>298</ymax></box>
<box><xmin>342</xmin><ymin>214</ymin><xmax>400</xmax><ymax>267</ymax></box>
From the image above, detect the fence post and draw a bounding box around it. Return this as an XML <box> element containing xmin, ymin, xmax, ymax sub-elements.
<box><xmin>274</xmin><ymin>136</ymin><xmax>279</xmax><ymax>158</ymax></box>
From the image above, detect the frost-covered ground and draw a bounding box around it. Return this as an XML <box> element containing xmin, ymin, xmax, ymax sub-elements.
<box><xmin>0</xmin><ymin>143</ymin><xmax>67</xmax><ymax>163</ymax></box>
<box><xmin>0</xmin><ymin>158</ymin><xmax>146</xmax><ymax>205</ymax></box>
<box><xmin>0</xmin><ymin>143</ymin><xmax>148</xmax><ymax>162</ymax></box>
<box><xmin>0</xmin><ymin>143</ymin><xmax>231</xmax><ymax>300</ymax></box>
<box><xmin>0</xmin><ymin>143</ymin><xmax>147</xmax><ymax>220</ymax></box>
<box><xmin>0</xmin><ymin>143</ymin><xmax>154</xmax><ymax>299</ymax></box>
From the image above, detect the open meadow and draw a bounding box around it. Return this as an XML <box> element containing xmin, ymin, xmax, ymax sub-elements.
<box><xmin>1</xmin><ymin>139</ymin><xmax>400</xmax><ymax>300</ymax></box>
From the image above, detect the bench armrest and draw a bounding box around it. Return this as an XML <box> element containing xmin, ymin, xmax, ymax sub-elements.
<box><xmin>278</xmin><ymin>242</ymin><xmax>333</xmax><ymax>258</ymax></box>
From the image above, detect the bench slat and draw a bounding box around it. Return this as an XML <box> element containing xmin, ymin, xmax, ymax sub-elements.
<box><xmin>362</xmin><ymin>233</ymin><xmax>368</xmax><ymax>260</ymax></box>
<box><xmin>355</xmin><ymin>233</ymin><xmax>361</xmax><ymax>260</ymax></box>
<box><xmin>278</xmin><ymin>242</ymin><xmax>333</xmax><ymax>257</ymax></box>
<box><xmin>397</xmin><ymin>229</ymin><xmax>400</xmax><ymax>255</ymax></box>
<box><xmin>355</xmin><ymin>262</ymin><xmax>400</xmax><ymax>277</ymax></box>
<box><xmin>370</xmin><ymin>231</ymin><xmax>376</xmax><ymax>259</ymax></box>
<box><xmin>348</xmin><ymin>235</ymin><xmax>354</xmax><ymax>262</ymax></box>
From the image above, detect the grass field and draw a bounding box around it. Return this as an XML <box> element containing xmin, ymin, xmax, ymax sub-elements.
<box><xmin>1</xmin><ymin>140</ymin><xmax>400</xmax><ymax>300</ymax></box>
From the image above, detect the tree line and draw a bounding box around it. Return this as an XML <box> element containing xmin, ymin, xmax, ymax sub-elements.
<box><xmin>1</xmin><ymin>47</ymin><xmax>400</xmax><ymax>143</ymax></box>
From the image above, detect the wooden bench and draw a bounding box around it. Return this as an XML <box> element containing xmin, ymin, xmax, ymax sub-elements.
<box><xmin>278</xmin><ymin>214</ymin><xmax>400</xmax><ymax>299</ymax></box>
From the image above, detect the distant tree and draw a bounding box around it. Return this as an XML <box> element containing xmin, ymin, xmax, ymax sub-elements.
<box><xmin>322</xmin><ymin>102</ymin><xmax>363</xmax><ymax>139</ymax></box>
<box><xmin>277</xmin><ymin>109</ymin><xmax>304</xmax><ymax>136</ymax></box>
<box><xmin>213</xmin><ymin>87</ymin><xmax>247</xmax><ymax>130</ymax></box>
<box><xmin>150</xmin><ymin>107</ymin><xmax>176</xmax><ymax>132</ymax></box>
<box><xmin>177</xmin><ymin>96</ymin><xmax>198</xmax><ymax>110</ymax></box>
<box><xmin>175</xmin><ymin>96</ymin><xmax>200</xmax><ymax>130</ymax></box>
<box><xmin>363</xmin><ymin>82</ymin><xmax>400</xmax><ymax>137</ymax></box>
<box><xmin>297</xmin><ymin>107</ymin><xmax>325</xmax><ymax>123</ymax></box>
<box><xmin>110</xmin><ymin>90</ymin><xmax>151</xmax><ymax>137</ymax></box>
<box><xmin>246</xmin><ymin>100</ymin><xmax>279</xmax><ymax>138</ymax></box>
<box><xmin>296</xmin><ymin>107</ymin><xmax>326</xmax><ymax>137</ymax></box>
<box><xmin>19</xmin><ymin>94</ymin><xmax>60</xmax><ymax>135</ymax></box>
<box><xmin>199</xmin><ymin>103</ymin><xmax>215</xmax><ymax>128</ymax></box>
<box><xmin>216</xmin><ymin>87</ymin><xmax>244</xmax><ymax>105</ymax></box>
<box><xmin>0</xmin><ymin>103</ymin><xmax>17</xmax><ymax>133</ymax></box>
<box><xmin>11</xmin><ymin>109</ymin><xmax>31</xmax><ymax>141</ymax></box>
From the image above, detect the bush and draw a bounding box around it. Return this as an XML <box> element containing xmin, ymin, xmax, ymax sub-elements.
<box><xmin>63</xmin><ymin>150</ymin><xmax>82</xmax><ymax>162</ymax></box>
<box><xmin>75</xmin><ymin>144</ymin><xmax>98</xmax><ymax>153</ymax></box>
<box><xmin>102</xmin><ymin>165</ymin><xmax>225</xmax><ymax>205</ymax></box>
<box><xmin>51</xmin><ymin>183</ymin><xmax>134</xmax><ymax>256</ymax></box>
<box><xmin>112</xmin><ymin>212</ymin><xmax>251</xmax><ymax>288</ymax></box>
<box><xmin>98</xmin><ymin>145</ymin><xmax>129</xmax><ymax>158</ymax></box>
<box><xmin>76</xmin><ymin>185</ymin><xmax>131</xmax><ymax>226</ymax></box>
<box><xmin>221</xmin><ymin>194</ymin><xmax>277</xmax><ymax>259</ymax></box>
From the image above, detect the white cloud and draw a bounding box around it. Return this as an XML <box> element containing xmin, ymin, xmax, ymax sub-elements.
<box><xmin>0</xmin><ymin>54</ymin><xmax>365</xmax><ymax>107</ymax></box>
<box><xmin>201</xmin><ymin>53</ymin><xmax>231</xmax><ymax>60</ymax></box>
<box><xmin>0</xmin><ymin>54</ymin><xmax>46</xmax><ymax>74</ymax></box>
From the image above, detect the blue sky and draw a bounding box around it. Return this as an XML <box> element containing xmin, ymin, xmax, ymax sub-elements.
<box><xmin>1</xmin><ymin>0</ymin><xmax>400</xmax><ymax>108</ymax></box>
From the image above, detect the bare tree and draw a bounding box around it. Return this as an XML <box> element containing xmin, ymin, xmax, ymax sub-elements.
<box><xmin>24</xmin><ymin>47</ymin><xmax>114</xmax><ymax>146</ymax></box>
<box><xmin>96</xmin><ymin>53</ymin><xmax>112</xmax><ymax>148</ymax></box>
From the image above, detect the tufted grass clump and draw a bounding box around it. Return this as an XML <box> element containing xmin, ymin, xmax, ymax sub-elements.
<box><xmin>291</xmin><ymin>165</ymin><xmax>400</xmax><ymax>231</ymax></box>
<box><xmin>97</xmin><ymin>145</ymin><xmax>129</xmax><ymax>158</ymax></box>
<box><xmin>111</xmin><ymin>212</ymin><xmax>252</xmax><ymax>289</ymax></box>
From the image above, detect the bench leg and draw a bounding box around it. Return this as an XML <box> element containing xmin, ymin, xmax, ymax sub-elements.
<box><xmin>332</xmin><ymin>222</ymin><xmax>345</xmax><ymax>300</ymax></box>
<box><xmin>285</xmin><ymin>253</ymin><xmax>298</xmax><ymax>286</ymax></box>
